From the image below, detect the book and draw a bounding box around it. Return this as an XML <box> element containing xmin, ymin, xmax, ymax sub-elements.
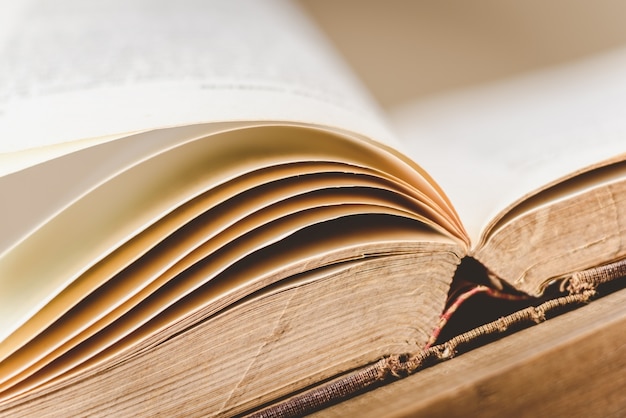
<box><xmin>0</xmin><ymin>0</ymin><xmax>624</xmax><ymax>416</ymax></box>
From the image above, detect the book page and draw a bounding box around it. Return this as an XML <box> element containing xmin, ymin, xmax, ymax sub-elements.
<box><xmin>389</xmin><ymin>47</ymin><xmax>626</xmax><ymax>244</ymax></box>
<box><xmin>0</xmin><ymin>0</ymin><xmax>396</xmax><ymax>158</ymax></box>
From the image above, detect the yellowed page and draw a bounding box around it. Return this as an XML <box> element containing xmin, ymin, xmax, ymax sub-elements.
<box><xmin>389</xmin><ymin>47</ymin><xmax>626</xmax><ymax>245</ymax></box>
<box><xmin>3</xmin><ymin>218</ymin><xmax>456</xmax><ymax>403</ymax></box>
<box><xmin>0</xmin><ymin>0</ymin><xmax>464</xmax><ymax>365</ymax></box>
<box><xmin>0</xmin><ymin>0</ymin><xmax>396</xmax><ymax>166</ymax></box>
<box><xmin>0</xmin><ymin>169</ymin><xmax>382</xmax><ymax>384</ymax></box>
<box><xmin>0</xmin><ymin>0</ymin><xmax>434</xmax><ymax>348</ymax></box>
<box><xmin>0</xmin><ymin>123</ymin><xmax>248</xmax><ymax>257</ymax></box>
<box><xmin>0</xmin><ymin>187</ymin><xmax>438</xmax><ymax>394</ymax></box>
<box><xmin>0</xmin><ymin>124</ymin><xmax>459</xmax><ymax>352</ymax></box>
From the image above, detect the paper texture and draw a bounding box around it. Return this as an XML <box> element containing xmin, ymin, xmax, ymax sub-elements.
<box><xmin>0</xmin><ymin>0</ymin><xmax>395</xmax><ymax>156</ymax></box>
<box><xmin>390</xmin><ymin>48</ymin><xmax>626</xmax><ymax>243</ymax></box>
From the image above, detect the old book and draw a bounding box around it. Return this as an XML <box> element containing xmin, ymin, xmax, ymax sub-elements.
<box><xmin>0</xmin><ymin>0</ymin><xmax>624</xmax><ymax>416</ymax></box>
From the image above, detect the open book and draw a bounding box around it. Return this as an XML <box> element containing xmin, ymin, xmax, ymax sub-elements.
<box><xmin>1</xmin><ymin>0</ymin><xmax>625</xmax><ymax>416</ymax></box>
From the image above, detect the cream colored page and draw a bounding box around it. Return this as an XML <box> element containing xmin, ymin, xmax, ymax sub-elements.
<box><xmin>0</xmin><ymin>0</ymin><xmax>396</xmax><ymax>158</ymax></box>
<box><xmin>389</xmin><ymin>47</ymin><xmax>626</xmax><ymax>245</ymax></box>
<box><xmin>0</xmin><ymin>0</ymin><xmax>407</xmax><ymax>349</ymax></box>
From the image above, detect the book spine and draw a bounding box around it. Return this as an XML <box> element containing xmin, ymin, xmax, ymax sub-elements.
<box><xmin>245</xmin><ymin>258</ymin><xmax>626</xmax><ymax>418</ymax></box>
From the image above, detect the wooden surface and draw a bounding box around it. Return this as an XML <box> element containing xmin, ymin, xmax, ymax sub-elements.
<box><xmin>313</xmin><ymin>287</ymin><xmax>626</xmax><ymax>417</ymax></box>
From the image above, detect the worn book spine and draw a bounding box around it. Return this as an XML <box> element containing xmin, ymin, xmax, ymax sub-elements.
<box><xmin>245</xmin><ymin>258</ymin><xmax>626</xmax><ymax>418</ymax></box>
